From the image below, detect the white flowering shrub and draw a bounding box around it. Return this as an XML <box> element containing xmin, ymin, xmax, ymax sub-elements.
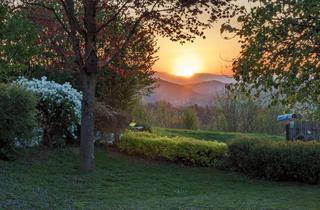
<box><xmin>15</xmin><ymin>77</ymin><xmax>82</xmax><ymax>147</ymax></box>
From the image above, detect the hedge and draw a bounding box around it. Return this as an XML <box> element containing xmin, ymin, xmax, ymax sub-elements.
<box><xmin>228</xmin><ymin>138</ymin><xmax>320</xmax><ymax>184</ymax></box>
<box><xmin>118</xmin><ymin>132</ymin><xmax>228</xmax><ymax>166</ymax></box>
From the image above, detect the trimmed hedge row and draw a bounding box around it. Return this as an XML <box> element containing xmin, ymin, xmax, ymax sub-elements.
<box><xmin>228</xmin><ymin>139</ymin><xmax>320</xmax><ymax>184</ymax></box>
<box><xmin>118</xmin><ymin>132</ymin><xmax>228</xmax><ymax>166</ymax></box>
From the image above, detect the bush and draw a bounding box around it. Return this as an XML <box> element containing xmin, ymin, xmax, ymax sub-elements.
<box><xmin>15</xmin><ymin>77</ymin><xmax>82</xmax><ymax>147</ymax></box>
<box><xmin>118</xmin><ymin>132</ymin><xmax>228</xmax><ymax>166</ymax></box>
<box><xmin>94</xmin><ymin>102</ymin><xmax>128</xmax><ymax>144</ymax></box>
<box><xmin>0</xmin><ymin>84</ymin><xmax>38</xmax><ymax>160</ymax></box>
<box><xmin>228</xmin><ymin>139</ymin><xmax>320</xmax><ymax>184</ymax></box>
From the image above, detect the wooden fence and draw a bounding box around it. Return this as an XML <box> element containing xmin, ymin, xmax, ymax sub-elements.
<box><xmin>286</xmin><ymin>121</ymin><xmax>320</xmax><ymax>141</ymax></box>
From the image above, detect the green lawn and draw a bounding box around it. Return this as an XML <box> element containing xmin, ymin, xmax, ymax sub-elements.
<box><xmin>154</xmin><ymin>128</ymin><xmax>285</xmax><ymax>143</ymax></box>
<box><xmin>1</xmin><ymin>147</ymin><xmax>319</xmax><ymax>210</ymax></box>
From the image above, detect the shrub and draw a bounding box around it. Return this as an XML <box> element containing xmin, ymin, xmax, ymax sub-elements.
<box><xmin>15</xmin><ymin>77</ymin><xmax>82</xmax><ymax>147</ymax></box>
<box><xmin>94</xmin><ymin>102</ymin><xmax>128</xmax><ymax>144</ymax></box>
<box><xmin>228</xmin><ymin>139</ymin><xmax>320</xmax><ymax>184</ymax></box>
<box><xmin>0</xmin><ymin>84</ymin><xmax>38</xmax><ymax>160</ymax></box>
<box><xmin>118</xmin><ymin>132</ymin><xmax>228</xmax><ymax>166</ymax></box>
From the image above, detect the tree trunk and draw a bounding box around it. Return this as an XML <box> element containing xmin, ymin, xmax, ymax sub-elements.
<box><xmin>114</xmin><ymin>129</ymin><xmax>120</xmax><ymax>145</ymax></box>
<box><xmin>80</xmin><ymin>0</ymin><xmax>98</xmax><ymax>172</ymax></box>
<box><xmin>80</xmin><ymin>73</ymin><xmax>96</xmax><ymax>171</ymax></box>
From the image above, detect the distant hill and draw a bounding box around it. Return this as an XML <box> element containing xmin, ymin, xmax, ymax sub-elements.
<box><xmin>185</xmin><ymin>80</ymin><xmax>226</xmax><ymax>96</ymax></box>
<box><xmin>143</xmin><ymin>73</ymin><xmax>229</xmax><ymax>106</ymax></box>
<box><xmin>156</xmin><ymin>72</ymin><xmax>235</xmax><ymax>85</ymax></box>
<box><xmin>143</xmin><ymin>79</ymin><xmax>209</xmax><ymax>106</ymax></box>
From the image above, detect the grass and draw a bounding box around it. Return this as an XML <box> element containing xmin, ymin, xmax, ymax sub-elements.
<box><xmin>1</xmin><ymin>147</ymin><xmax>320</xmax><ymax>210</ymax></box>
<box><xmin>154</xmin><ymin>127</ymin><xmax>285</xmax><ymax>143</ymax></box>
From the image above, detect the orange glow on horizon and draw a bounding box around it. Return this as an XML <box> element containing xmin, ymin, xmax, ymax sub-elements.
<box><xmin>153</xmin><ymin>0</ymin><xmax>251</xmax><ymax>76</ymax></box>
<box><xmin>154</xmin><ymin>32</ymin><xmax>239</xmax><ymax>76</ymax></box>
<box><xmin>173</xmin><ymin>54</ymin><xmax>203</xmax><ymax>77</ymax></box>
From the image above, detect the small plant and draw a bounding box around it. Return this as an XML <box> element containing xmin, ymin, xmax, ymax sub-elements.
<box><xmin>16</xmin><ymin>77</ymin><xmax>82</xmax><ymax>147</ymax></box>
<box><xmin>0</xmin><ymin>83</ymin><xmax>38</xmax><ymax>160</ymax></box>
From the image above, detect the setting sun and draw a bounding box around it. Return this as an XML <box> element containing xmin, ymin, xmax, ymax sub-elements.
<box><xmin>173</xmin><ymin>54</ymin><xmax>203</xmax><ymax>77</ymax></box>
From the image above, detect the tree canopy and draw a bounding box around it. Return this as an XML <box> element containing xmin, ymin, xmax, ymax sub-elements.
<box><xmin>0</xmin><ymin>5</ymin><xmax>40</xmax><ymax>82</ymax></box>
<box><xmin>222</xmin><ymin>0</ymin><xmax>320</xmax><ymax>107</ymax></box>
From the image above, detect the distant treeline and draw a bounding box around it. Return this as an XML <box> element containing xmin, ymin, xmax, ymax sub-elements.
<box><xmin>130</xmin><ymin>91</ymin><xmax>285</xmax><ymax>135</ymax></box>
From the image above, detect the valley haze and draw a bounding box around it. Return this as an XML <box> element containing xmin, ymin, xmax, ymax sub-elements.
<box><xmin>143</xmin><ymin>72</ymin><xmax>235</xmax><ymax>107</ymax></box>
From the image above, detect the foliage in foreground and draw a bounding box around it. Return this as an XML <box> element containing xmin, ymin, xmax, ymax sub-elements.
<box><xmin>228</xmin><ymin>139</ymin><xmax>320</xmax><ymax>184</ymax></box>
<box><xmin>118</xmin><ymin>132</ymin><xmax>228</xmax><ymax>166</ymax></box>
<box><xmin>0</xmin><ymin>84</ymin><xmax>38</xmax><ymax>160</ymax></box>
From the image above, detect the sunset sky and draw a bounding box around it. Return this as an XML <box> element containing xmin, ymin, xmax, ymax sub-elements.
<box><xmin>154</xmin><ymin>0</ymin><xmax>251</xmax><ymax>76</ymax></box>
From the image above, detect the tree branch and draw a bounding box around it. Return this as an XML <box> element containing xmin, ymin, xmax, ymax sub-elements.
<box><xmin>20</xmin><ymin>0</ymin><xmax>72</xmax><ymax>37</ymax></box>
<box><xmin>59</xmin><ymin>0</ymin><xmax>84</xmax><ymax>69</ymax></box>
<box><xmin>106</xmin><ymin>14</ymin><xmax>145</xmax><ymax>66</ymax></box>
<box><xmin>96</xmin><ymin>0</ymin><xmax>130</xmax><ymax>33</ymax></box>
<box><xmin>60</xmin><ymin>0</ymin><xmax>86</xmax><ymax>36</ymax></box>
<box><xmin>106</xmin><ymin>1</ymin><xmax>161</xmax><ymax>66</ymax></box>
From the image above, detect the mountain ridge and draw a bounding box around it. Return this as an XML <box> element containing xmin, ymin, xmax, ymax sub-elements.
<box><xmin>143</xmin><ymin>72</ymin><xmax>233</xmax><ymax>106</ymax></box>
<box><xmin>155</xmin><ymin>71</ymin><xmax>235</xmax><ymax>85</ymax></box>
